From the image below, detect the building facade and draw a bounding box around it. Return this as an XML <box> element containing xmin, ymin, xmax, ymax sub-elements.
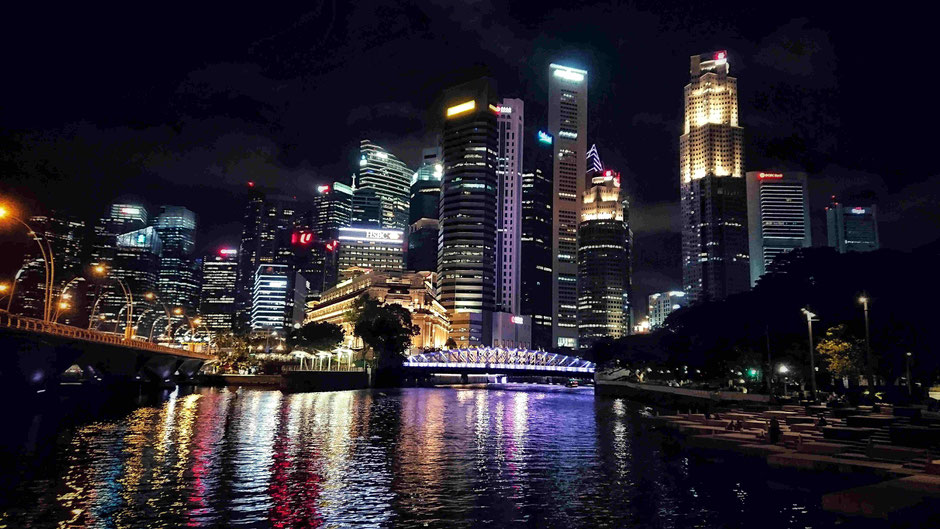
<box><xmin>438</xmin><ymin>78</ymin><xmax>499</xmax><ymax>347</ymax></box>
<box><xmin>200</xmin><ymin>248</ymin><xmax>239</xmax><ymax>333</ymax></box>
<box><xmin>250</xmin><ymin>264</ymin><xmax>291</xmax><ymax>330</ymax></box>
<box><xmin>745</xmin><ymin>171</ymin><xmax>811</xmax><ymax>284</ymax></box>
<box><xmin>680</xmin><ymin>51</ymin><xmax>749</xmax><ymax>303</ymax></box>
<box><xmin>577</xmin><ymin>169</ymin><xmax>632</xmax><ymax>348</ymax></box>
<box><xmin>549</xmin><ymin>63</ymin><xmax>588</xmax><ymax>349</ymax></box>
<box><xmin>496</xmin><ymin>98</ymin><xmax>523</xmax><ymax>314</ymax></box>
<box><xmin>336</xmin><ymin>227</ymin><xmax>405</xmax><ymax>281</ymax></box>
<box><xmin>100</xmin><ymin>226</ymin><xmax>162</xmax><ymax>333</ymax></box>
<box><xmin>826</xmin><ymin>201</ymin><xmax>880</xmax><ymax>253</ymax></box>
<box><xmin>520</xmin><ymin>130</ymin><xmax>554</xmax><ymax>350</ymax></box>
<box><xmin>648</xmin><ymin>291</ymin><xmax>687</xmax><ymax>330</ymax></box>
<box><xmin>312</xmin><ymin>182</ymin><xmax>353</xmax><ymax>240</ymax></box>
<box><xmin>358</xmin><ymin>140</ymin><xmax>412</xmax><ymax>230</ymax></box>
<box><xmin>305</xmin><ymin>270</ymin><xmax>449</xmax><ymax>352</ymax></box>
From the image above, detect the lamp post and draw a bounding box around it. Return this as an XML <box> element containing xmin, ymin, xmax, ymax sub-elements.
<box><xmin>801</xmin><ymin>308</ymin><xmax>818</xmax><ymax>400</ymax></box>
<box><xmin>906</xmin><ymin>352</ymin><xmax>913</xmax><ymax>397</ymax></box>
<box><xmin>0</xmin><ymin>205</ymin><xmax>55</xmax><ymax>320</ymax></box>
<box><xmin>144</xmin><ymin>292</ymin><xmax>179</xmax><ymax>341</ymax></box>
<box><xmin>91</xmin><ymin>265</ymin><xmax>133</xmax><ymax>340</ymax></box>
<box><xmin>3</xmin><ymin>265</ymin><xmax>29</xmax><ymax>313</ymax></box>
<box><xmin>52</xmin><ymin>276</ymin><xmax>86</xmax><ymax>323</ymax></box>
<box><xmin>859</xmin><ymin>296</ymin><xmax>875</xmax><ymax>390</ymax></box>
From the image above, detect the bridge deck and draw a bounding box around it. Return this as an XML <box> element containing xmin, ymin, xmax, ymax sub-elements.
<box><xmin>1</xmin><ymin>312</ymin><xmax>213</xmax><ymax>361</ymax></box>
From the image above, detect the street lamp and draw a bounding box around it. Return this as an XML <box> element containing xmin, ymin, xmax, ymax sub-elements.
<box><xmin>801</xmin><ymin>308</ymin><xmax>819</xmax><ymax>400</ymax></box>
<box><xmin>91</xmin><ymin>265</ymin><xmax>134</xmax><ymax>340</ymax></box>
<box><xmin>52</xmin><ymin>276</ymin><xmax>86</xmax><ymax>323</ymax></box>
<box><xmin>858</xmin><ymin>295</ymin><xmax>875</xmax><ymax>390</ymax></box>
<box><xmin>906</xmin><ymin>352</ymin><xmax>913</xmax><ymax>397</ymax></box>
<box><xmin>0</xmin><ymin>204</ymin><xmax>55</xmax><ymax>320</ymax></box>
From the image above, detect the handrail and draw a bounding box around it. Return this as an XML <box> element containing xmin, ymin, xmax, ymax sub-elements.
<box><xmin>0</xmin><ymin>311</ymin><xmax>213</xmax><ymax>360</ymax></box>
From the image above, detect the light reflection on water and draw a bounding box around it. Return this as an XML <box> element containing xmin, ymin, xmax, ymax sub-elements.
<box><xmin>0</xmin><ymin>385</ymin><xmax>861</xmax><ymax>528</ymax></box>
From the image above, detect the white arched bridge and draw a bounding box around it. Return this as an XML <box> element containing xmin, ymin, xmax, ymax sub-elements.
<box><xmin>404</xmin><ymin>347</ymin><xmax>596</xmax><ymax>378</ymax></box>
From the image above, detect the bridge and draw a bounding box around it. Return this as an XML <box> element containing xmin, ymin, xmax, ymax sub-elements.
<box><xmin>404</xmin><ymin>347</ymin><xmax>596</xmax><ymax>379</ymax></box>
<box><xmin>0</xmin><ymin>311</ymin><xmax>213</xmax><ymax>396</ymax></box>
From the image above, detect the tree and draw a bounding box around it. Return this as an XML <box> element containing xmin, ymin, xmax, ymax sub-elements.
<box><xmin>289</xmin><ymin>321</ymin><xmax>345</xmax><ymax>351</ymax></box>
<box><xmin>816</xmin><ymin>324</ymin><xmax>866</xmax><ymax>382</ymax></box>
<box><xmin>445</xmin><ymin>337</ymin><xmax>458</xmax><ymax>350</ymax></box>
<box><xmin>347</xmin><ymin>294</ymin><xmax>419</xmax><ymax>370</ymax></box>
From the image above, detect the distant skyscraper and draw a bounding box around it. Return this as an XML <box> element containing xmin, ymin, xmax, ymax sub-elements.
<box><xmin>91</xmin><ymin>203</ymin><xmax>147</xmax><ymax>265</ymax></box>
<box><xmin>236</xmin><ymin>188</ymin><xmax>299</xmax><ymax>329</ymax></box>
<box><xmin>358</xmin><ymin>140</ymin><xmax>412</xmax><ymax>230</ymax></box>
<box><xmin>826</xmin><ymin>200</ymin><xmax>880</xmax><ymax>253</ymax></box>
<box><xmin>439</xmin><ymin>78</ymin><xmax>499</xmax><ymax>347</ymax></box>
<box><xmin>312</xmin><ymin>182</ymin><xmax>353</xmax><ymax>239</ymax></box>
<box><xmin>408</xmin><ymin>147</ymin><xmax>442</xmax><ymax>272</ymax></box>
<box><xmin>251</xmin><ymin>264</ymin><xmax>290</xmax><ymax>331</ymax></box>
<box><xmin>351</xmin><ymin>186</ymin><xmax>382</xmax><ymax>228</ymax></box>
<box><xmin>200</xmin><ymin>248</ymin><xmax>239</xmax><ymax>333</ymax></box>
<box><xmin>154</xmin><ymin>206</ymin><xmax>200</xmax><ymax>312</ymax></box>
<box><xmin>101</xmin><ymin>226</ymin><xmax>162</xmax><ymax>332</ymax></box>
<box><xmin>648</xmin><ymin>291</ymin><xmax>686</xmax><ymax>330</ymax></box>
<box><xmin>586</xmin><ymin>144</ymin><xmax>603</xmax><ymax>179</ymax></box>
<box><xmin>680</xmin><ymin>51</ymin><xmax>749</xmax><ymax>303</ymax></box>
<box><xmin>496</xmin><ymin>98</ymin><xmax>523</xmax><ymax>314</ymax></box>
<box><xmin>549</xmin><ymin>63</ymin><xmax>588</xmax><ymax>349</ymax></box>
<box><xmin>746</xmin><ymin>171</ymin><xmax>811</xmax><ymax>284</ymax></box>
<box><xmin>577</xmin><ymin>169</ymin><xmax>632</xmax><ymax>348</ymax></box>
<box><xmin>520</xmin><ymin>130</ymin><xmax>554</xmax><ymax>350</ymax></box>
<box><xmin>12</xmin><ymin>213</ymin><xmax>85</xmax><ymax>324</ymax></box>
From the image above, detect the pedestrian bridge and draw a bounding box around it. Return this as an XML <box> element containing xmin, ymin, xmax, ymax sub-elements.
<box><xmin>404</xmin><ymin>347</ymin><xmax>595</xmax><ymax>378</ymax></box>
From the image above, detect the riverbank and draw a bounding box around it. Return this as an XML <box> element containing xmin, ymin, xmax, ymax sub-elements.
<box><xmin>642</xmin><ymin>405</ymin><xmax>940</xmax><ymax>519</ymax></box>
<box><xmin>200</xmin><ymin>370</ymin><xmax>369</xmax><ymax>392</ymax></box>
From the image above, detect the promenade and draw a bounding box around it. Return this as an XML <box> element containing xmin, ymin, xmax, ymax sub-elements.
<box><xmin>647</xmin><ymin>404</ymin><xmax>940</xmax><ymax>518</ymax></box>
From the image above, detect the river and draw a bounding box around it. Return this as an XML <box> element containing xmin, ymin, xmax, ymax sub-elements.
<box><xmin>0</xmin><ymin>384</ymin><xmax>891</xmax><ymax>528</ymax></box>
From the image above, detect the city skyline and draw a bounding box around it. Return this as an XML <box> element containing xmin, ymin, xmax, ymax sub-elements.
<box><xmin>2</xmin><ymin>2</ymin><xmax>937</xmax><ymax>320</ymax></box>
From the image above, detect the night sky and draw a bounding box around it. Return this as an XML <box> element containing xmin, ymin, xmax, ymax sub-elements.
<box><xmin>1</xmin><ymin>1</ymin><xmax>937</xmax><ymax>308</ymax></box>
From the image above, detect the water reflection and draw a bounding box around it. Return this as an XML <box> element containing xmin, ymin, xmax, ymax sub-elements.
<box><xmin>0</xmin><ymin>385</ymin><xmax>864</xmax><ymax>528</ymax></box>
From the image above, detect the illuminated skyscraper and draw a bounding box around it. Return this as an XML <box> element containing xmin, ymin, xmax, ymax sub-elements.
<box><xmin>154</xmin><ymin>206</ymin><xmax>200</xmax><ymax>312</ymax></box>
<box><xmin>520</xmin><ymin>130</ymin><xmax>554</xmax><ymax>350</ymax></box>
<box><xmin>826</xmin><ymin>200</ymin><xmax>879</xmax><ymax>253</ymax></box>
<box><xmin>358</xmin><ymin>140</ymin><xmax>412</xmax><ymax>230</ymax></box>
<box><xmin>680</xmin><ymin>51</ymin><xmax>749</xmax><ymax>303</ymax></box>
<box><xmin>549</xmin><ymin>63</ymin><xmax>588</xmax><ymax>349</ymax></box>
<box><xmin>496</xmin><ymin>98</ymin><xmax>523</xmax><ymax>314</ymax></box>
<box><xmin>746</xmin><ymin>171</ymin><xmax>811</xmax><ymax>284</ymax></box>
<box><xmin>577</xmin><ymin>169</ymin><xmax>631</xmax><ymax>348</ymax></box>
<box><xmin>200</xmin><ymin>248</ymin><xmax>239</xmax><ymax>333</ymax></box>
<box><xmin>312</xmin><ymin>182</ymin><xmax>353</xmax><ymax>239</ymax></box>
<box><xmin>438</xmin><ymin>78</ymin><xmax>499</xmax><ymax>347</ymax></box>
<box><xmin>408</xmin><ymin>147</ymin><xmax>442</xmax><ymax>272</ymax></box>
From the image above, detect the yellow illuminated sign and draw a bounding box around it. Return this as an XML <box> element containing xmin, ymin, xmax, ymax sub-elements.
<box><xmin>446</xmin><ymin>100</ymin><xmax>475</xmax><ymax>117</ymax></box>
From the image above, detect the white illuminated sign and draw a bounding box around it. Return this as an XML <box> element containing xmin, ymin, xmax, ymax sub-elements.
<box><xmin>511</xmin><ymin>316</ymin><xmax>523</xmax><ymax>325</ymax></box>
<box><xmin>551</xmin><ymin>65</ymin><xmax>586</xmax><ymax>82</ymax></box>
<box><xmin>121</xmin><ymin>207</ymin><xmax>141</xmax><ymax>215</ymax></box>
<box><xmin>558</xmin><ymin>130</ymin><xmax>578</xmax><ymax>139</ymax></box>
<box><xmin>338</xmin><ymin>228</ymin><xmax>404</xmax><ymax>243</ymax></box>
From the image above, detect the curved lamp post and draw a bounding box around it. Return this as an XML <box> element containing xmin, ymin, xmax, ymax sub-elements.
<box><xmin>0</xmin><ymin>205</ymin><xmax>55</xmax><ymax>320</ymax></box>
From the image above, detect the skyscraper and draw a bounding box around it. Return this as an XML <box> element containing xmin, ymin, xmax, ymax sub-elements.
<box><xmin>336</xmin><ymin>227</ymin><xmax>405</xmax><ymax>281</ymax></box>
<box><xmin>100</xmin><ymin>226</ymin><xmax>162</xmax><ymax>332</ymax></box>
<box><xmin>745</xmin><ymin>171</ymin><xmax>811</xmax><ymax>284</ymax></box>
<box><xmin>826</xmin><ymin>200</ymin><xmax>880</xmax><ymax>253</ymax></box>
<box><xmin>496</xmin><ymin>98</ymin><xmax>523</xmax><ymax>314</ymax></box>
<box><xmin>577</xmin><ymin>169</ymin><xmax>631</xmax><ymax>348</ymax></box>
<box><xmin>549</xmin><ymin>63</ymin><xmax>588</xmax><ymax>349</ymax></box>
<box><xmin>154</xmin><ymin>206</ymin><xmax>200</xmax><ymax>312</ymax></box>
<box><xmin>312</xmin><ymin>182</ymin><xmax>353</xmax><ymax>240</ymax></box>
<box><xmin>200</xmin><ymin>248</ymin><xmax>239</xmax><ymax>333</ymax></box>
<box><xmin>520</xmin><ymin>130</ymin><xmax>554</xmax><ymax>350</ymax></box>
<box><xmin>438</xmin><ymin>78</ymin><xmax>499</xmax><ymax>347</ymax></box>
<box><xmin>408</xmin><ymin>147</ymin><xmax>442</xmax><ymax>272</ymax></box>
<box><xmin>680</xmin><ymin>51</ymin><xmax>749</xmax><ymax>303</ymax></box>
<box><xmin>251</xmin><ymin>264</ymin><xmax>290</xmax><ymax>331</ymax></box>
<box><xmin>351</xmin><ymin>186</ymin><xmax>382</xmax><ymax>228</ymax></box>
<box><xmin>358</xmin><ymin>140</ymin><xmax>412</xmax><ymax>230</ymax></box>
<box><xmin>236</xmin><ymin>188</ymin><xmax>299</xmax><ymax>329</ymax></box>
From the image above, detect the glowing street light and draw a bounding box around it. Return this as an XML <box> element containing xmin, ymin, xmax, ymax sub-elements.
<box><xmin>858</xmin><ymin>295</ymin><xmax>875</xmax><ymax>389</ymax></box>
<box><xmin>0</xmin><ymin>202</ymin><xmax>56</xmax><ymax>321</ymax></box>
<box><xmin>801</xmin><ymin>308</ymin><xmax>818</xmax><ymax>399</ymax></box>
<box><xmin>778</xmin><ymin>365</ymin><xmax>789</xmax><ymax>374</ymax></box>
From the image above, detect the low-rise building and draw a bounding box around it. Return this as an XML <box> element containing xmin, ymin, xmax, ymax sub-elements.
<box><xmin>305</xmin><ymin>270</ymin><xmax>449</xmax><ymax>353</ymax></box>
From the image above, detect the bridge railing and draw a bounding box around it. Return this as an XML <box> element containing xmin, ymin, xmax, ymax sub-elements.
<box><xmin>0</xmin><ymin>311</ymin><xmax>213</xmax><ymax>360</ymax></box>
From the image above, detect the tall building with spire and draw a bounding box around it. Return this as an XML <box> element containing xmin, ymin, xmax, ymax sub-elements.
<box><xmin>438</xmin><ymin>78</ymin><xmax>499</xmax><ymax>347</ymax></box>
<box><xmin>358</xmin><ymin>140</ymin><xmax>412</xmax><ymax>230</ymax></box>
<box><xmin>496</xmin><ymin>98</ymin><xmax>523</xmax><ymax>314</ymax></box>
<box><xmin>679</xmin><ymin>51</ymin><xmax>749</xmax><ymax>303</ymax></box>
<box><xmin>549</xmin><ymin>63</ymin><xmax>588</xmax><ymax>350</ymax></box>
<box><xmin>577</xmin><ymin>169</ymin><xmax>632</xmax><ymax>348</ymax></box>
